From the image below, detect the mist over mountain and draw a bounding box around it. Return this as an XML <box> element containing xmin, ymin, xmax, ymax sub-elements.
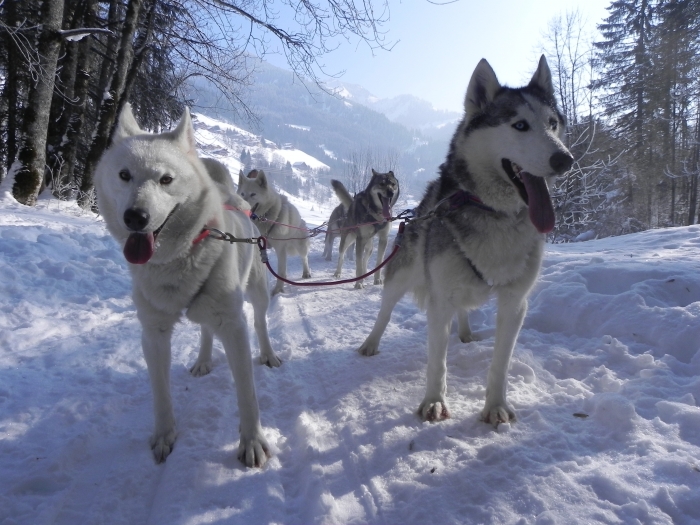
<box><xmin>324</xmin><ymin>80</ymin><xmax>461</xmax><ymax>138</ymax></box>
<box><xmin>187</xmin><ymin>61</ymin><xmax>455</xmax><ymax>194</ymax></box>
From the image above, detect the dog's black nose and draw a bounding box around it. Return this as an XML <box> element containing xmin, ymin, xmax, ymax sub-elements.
<box><xmin>550</xmin><ymin>151</ymin><xmax>574</xmax><ymax>174</ymax></box>
<box><xmin>123</xmin><ymin>208</ymin><xmax>150</xmax><ymax>231</ymax></box>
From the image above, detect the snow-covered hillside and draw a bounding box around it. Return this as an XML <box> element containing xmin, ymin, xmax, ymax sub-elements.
<box><xmin>193</xmin><ymin>113</ymin><xmax>329</xmax><ymax>178</ymax></box>
<box><xmin>1</xmin><ymin>187</ymin><xmax>699</xmax><ymax>524</ymax></box>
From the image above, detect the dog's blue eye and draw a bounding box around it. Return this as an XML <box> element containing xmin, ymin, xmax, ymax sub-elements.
<box><xmin>160</xmin><ymin>175</ymin><xmax>173</xmax><ymax>185</ymax></box>
<box><xmin>119</xmin><ymin>169</ymin><xmax>131</xmax><ymax>182</ymax></box>
<box><xmin>513</xmin><ymin>120</ymin><xmax>529</xmax><ymax>132</ymax></box>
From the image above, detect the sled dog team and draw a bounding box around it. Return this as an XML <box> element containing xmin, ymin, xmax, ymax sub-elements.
<box><xmin>94</xmin><ymin>56</ymin><xmax>573</xmax><ymax>466</ymax></box>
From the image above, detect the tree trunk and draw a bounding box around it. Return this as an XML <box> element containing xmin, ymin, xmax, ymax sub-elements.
<box><xmin>78</xmin><ymin>0</ymin><xmax>142</xmax><ymax>209</ymax></box>
<box><xmin>116</xmin><ymin>0</ymin><xmax>157</xmax><ymax>125</ymax></box>
<box><xmin>688</xmin><ymin>109</ymin><xmax>700</xmax><ymax>225</ymax></box>
<box><xmin>1</xmin><ymin>0</ymin><xmax>23</xmax><ymax>177</ymax></box>
<box><xmin>46</xmin><ymin>0</ymin><xmax>81</xmax><ymax>192</ymax></box>
<box><xmin>12</xmin><ymin>0</ymin><xmax>65</xmax><ymax>206</ymax></box>
<box><xmin>51</xmin><ymin>0</ymin><xmax>99</xmax><ymax>199</ymax></box>
<box><xmin>95</xmin><ymin>0</ymin><xmax>122</xmax><ymax>106</ymax></box>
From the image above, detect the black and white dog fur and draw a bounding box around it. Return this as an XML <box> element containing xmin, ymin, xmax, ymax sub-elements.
<box><xmin>357</xmin><ymin>56</ymin><xmax>573</xmax><ymax>425</ymax></box>
<box><xmin>330</xmin><ymin>170</ymin><xmax>400</xmax><ymax>289</ymax></box>
<box><xmin>322</xmin><ymin>203</ymin><xmax>354</xmax><ymax>262</ymax></box>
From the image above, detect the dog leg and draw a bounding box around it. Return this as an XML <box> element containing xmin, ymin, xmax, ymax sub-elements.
<box><xmin>189</xmin><ymin>325</ymin><xmax>214</xmax><ymax>377</ymax></box>
<box><xmin>272</xmin><ymin>246</ymin><xmax>287</xmax><ymax>295</ymax></box>
<box><xmin>323</xmin><ymin>231</ymin><xmax>334</xmax><ymax>261</ymax></box>
<box><xmin>354</xmin><ymin>237</ymin><xmax>372</xmax><ymax>289</ymax></box>
<box><xmin>373</xmin><ymin>230</ymin><xmax>389</xmax><ymax>285</ymax></box>
<box><xmin>300</xmin><ymin>241</ymin><xmax>311</xmax><ymax>279</ymax></box>
<box><xmin>456</xmin><ymin>309</ymin><xmax>477</xmax><ymax>343</ymax></box>
<box><xmin>248</xmin><ymin>276</ymin><xmax>282</xmax><ymax>368</ymax></box>
<box><xmin>418</xmin><ymin>300</ymin><xmax>453</xmax><ymax>422</ymax></box>
<box><xmin>216</xmin><ymin>297</ymin><xmax>270</xmax><ymax>468</ymax></box>
<box><xmin>334</xmin><ymin>232</ymin><xmax>353</xmax><ymax>278</ymax></box>
<box><xmin>358</xmin><ymin>271</ymin><xmax>410</xmax><ymax>356</ymax></box>
<box><xmin>138</xmin><ymin>305</ymin><xmax>179</xmax><ymax>464</ymax></box>
<box><xmin>481</xmin><ymin>291</ymin><xmax>527</xmax><ymax>426</ymax></box>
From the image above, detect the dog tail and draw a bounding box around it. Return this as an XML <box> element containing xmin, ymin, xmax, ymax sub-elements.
<box><xmin>331</xmin><ymin>179</ymin><xmax>353</xmax><ymax>209</ymax></box>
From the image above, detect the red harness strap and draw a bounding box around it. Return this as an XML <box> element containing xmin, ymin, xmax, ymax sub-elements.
<box><xmin>192</xmin><ymin>205</ymin><xmax>253</xmax><ymax>245</ymax></box>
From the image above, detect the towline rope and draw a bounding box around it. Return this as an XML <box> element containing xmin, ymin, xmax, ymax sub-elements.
<box><xmin>198</xmin><ymin>222</ymin><xmax>405</xmax><ymax>287</ymax></box>
<box><xmin>198</xmin><ymin>188</ymin><xmax>490</xmax><ymax>287</ymax></box>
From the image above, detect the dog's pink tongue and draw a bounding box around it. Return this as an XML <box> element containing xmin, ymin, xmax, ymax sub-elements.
<box><xmin>382</xmin><ymin>198</ymin><xmax>392</xmax><ymax>220</ymax></box>
<box><xmin>521</xmin><ymin>172</ymin><xmax>555</xmax><ymax>233</ymax></box>
<box><xmin>123</xmin><ymin>232</ymin><xmax>155</xmax><ymax>264</ymax></box>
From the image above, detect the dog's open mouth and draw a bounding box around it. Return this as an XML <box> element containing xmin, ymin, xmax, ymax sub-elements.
<box><xmin>502</xmin><ymin>159</ymin><xmax>555</xmax><ymax>234</ymax></box>
<box><xmin>123</xmin><ymin>206</ymin><xmax>178</xmax><ymax>264</ymax></box>
<box><xmin>378</xmin><ymin>194</ymin><xmax>393</xmax><ymax>220</ymax></box>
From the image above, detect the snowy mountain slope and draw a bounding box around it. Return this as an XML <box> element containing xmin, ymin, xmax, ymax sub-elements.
<box><xmin>188</xmin><ymin>63</ymin><xmax>451</xmax><ymax>193</ymax></box>
<box><xmin>193</xmin><ymin>113</ymin><xmax>329</xmax><ymax>177</ymax></box>
<box><xmin>0</xmin><ymin>187</ymin><xmax>699</xmax><ymax>524</ymax></box>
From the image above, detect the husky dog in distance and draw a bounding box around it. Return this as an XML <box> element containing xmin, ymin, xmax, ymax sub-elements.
<box><xmin>357</xmin><ymin>56</ymin><xmax>573</xmax><ymax>425</ymax></box>
<box><xmin>94</xmin><ymin>104</ymin><xmax>280</xmax><ymax>467</ymax></box>
<box><xmin>330</xmin><ymin>170</ymin><xmax>400</xmax><ymax>289</ymax></box>
<box><xmin>237</xmin><ymin>169</ymin><xmax>312</xmax><ymax>295</ymax></box>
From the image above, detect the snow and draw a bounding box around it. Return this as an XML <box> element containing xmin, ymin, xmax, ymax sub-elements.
<box><xmin>321</xmin><ymin>147</ymin><xmax>337</xmax><ymax>160</ymax></box>
<box><xmin>1</xmin><ymin>185</ymin><xmax>699</xmax><ymax>525</ymax></box>
<box><xmin>192</xmin><ymin>113</ymin><xmax>329</xmax><ymax>175</ymax></box>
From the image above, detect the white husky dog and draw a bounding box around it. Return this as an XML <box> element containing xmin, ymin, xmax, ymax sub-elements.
<box><xmin>357</xmin><ymin>56</ymin><xmax>573</xmax><ymax>425</ymax></box>
<box><xmin>237</xmin><ymin>169</ymin><xmax>311</xmax><ymax>294</ymax></box>
<box><xmin>94</xmin><ymin>104</ymin><xmax>280</xmax><ymax>467</ymax></box>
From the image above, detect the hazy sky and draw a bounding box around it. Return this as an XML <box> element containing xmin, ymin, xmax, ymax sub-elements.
<box><xmin>310</xmin><ymin>0</ymin><xmax>612</xmax><ymax>112</ymax></box>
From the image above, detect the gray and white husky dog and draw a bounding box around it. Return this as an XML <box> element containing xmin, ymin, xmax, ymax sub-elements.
<box><xmin>95</xmin><ymin>104</ymin><xmax>280</xmax><ymax>467</ymax></box>
<box><xmin>330</xmin><ymin>169</ymin><xmax>400</xmax><ymax>289</ymax></box>
<box><xmin>357</xmin><ymin>56</ymin><xmax>573</xmax><ymax>425</ymax></box>
<box><xmin>237</xmin><ymin>170</ymin><xmax>311</xmax><ymax>295</ymax></box>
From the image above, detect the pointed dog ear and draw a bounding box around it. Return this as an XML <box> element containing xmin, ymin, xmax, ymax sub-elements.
<box><xmin>246</xmin><ymin>169</ymin><xmax>267</xmax><ymax>188</ymax></box>
<box><xmin>238</xmin><ymin>169</ymin><xmax>245</xmax><ymax>188</ymax></box>
<box><xmin>255</xmin><ymin>170</ymin><xmax>268</xmax><ymax>189</ymax></box>
<box><xmin>464</xmin><ymin>59</ymin><xmax>501</xmax><ymax>118</ymax></box>
<box><xmin>528</xmin><ymin>55</ymin><xmax>555</xmax><ymax>99</ymax></box>
<box><xmin>172</xmin><ymin>107</ymin><xmax>198</xmax><ymax>157</ymax></box>
<box><xmin>112</xmin><ymin>103</ymin><xmax>142</xmax><ymax>144</ymax></box>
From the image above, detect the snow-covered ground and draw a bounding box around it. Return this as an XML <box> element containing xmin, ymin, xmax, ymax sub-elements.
<box><xmin>1</xmin><ymin>185</ymin><xmax>699</xmax><ymax>525</ymax></box>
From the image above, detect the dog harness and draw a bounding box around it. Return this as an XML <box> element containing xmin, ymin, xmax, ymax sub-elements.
<box><xmin>192</xmin><ymin>205</ymin><xmax>253</xmax><ymax>245</ymax></box>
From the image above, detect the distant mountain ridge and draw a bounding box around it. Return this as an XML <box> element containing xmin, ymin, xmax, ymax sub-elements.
<box><xmin>187</xmin><ymin>61</ymin><xmax>452</xmax><ymax>194</ymax></box>
<box><xmin>325</xmin><ymin>79</ymin><xmax>461</xmax><ymax>136</ymax></box>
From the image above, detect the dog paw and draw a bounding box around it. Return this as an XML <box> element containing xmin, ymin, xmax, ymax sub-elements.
<box><xmin>373</xmin><ymin>277</ymin><xmax>383</xmax><ymax>285</ymax></box>
<box><xmin>302</xmin><ymin>271</ymin><xmax>311</xmax><ymax>279</ymax></box>
<box><xmin>238</xmin><ymin>431</ymin><xmax>271</xmax><ymax>468</ymax></box>
<box><xmin>418</xmin><ymin>400</ymin><xmax>451</xmax><ymax>422</ymax></box>
<box><xmin>358</xmin><ymin>341</ymin><xmax>379</xmax><ymax>356</ymax></box>
<box><xmin>459</xmin><ymin>332</ymin><xmax>480</xmax><ymax>343</ymax></box>
<box><xmin>150</xmin><ymin>428</ymin><xmax>177</xmax><ymax>464</ymax></box>
<box><xmin>480</xmin><ymin>404</ymin><xmax>516</xmax><ymax>427</ymax></box>
<box><xmin>189</xmin><ymin>360</ymin><xmax>213</xmax><ymax>377</ymax></box>
<box><xmin>354</xmin><ymin>281</ymin><xmax>365</xmax><ymax>290</ymax></box>
<box><xmin>271</xmin><ymin>286</ymin><xmax>284</xmax><ymax>296</ymax></box>
<box><xmin>333</xmin><ymin>271</ymin><xmax>342</xmax><ymax>278</ymax></box>
<box><xmin>260</xmin><ymin>351</ymin><xmax>282</xmax><ymax>368</ymax></box>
